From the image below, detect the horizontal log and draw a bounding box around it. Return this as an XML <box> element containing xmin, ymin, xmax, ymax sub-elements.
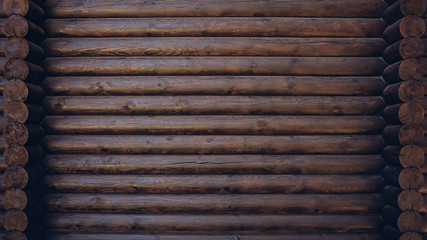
<box><xmin>3</xmin><ymin>123</ymin><xmax>45</xmax><ymax>145</ymax></box>
<box><xmin>384</xmin><ymin>17</ymin><xmax>427</xmax><ymax>44</ymax></box>
<box><xmin>44</xmin><ymin>174</ymin><xmax>384</xmax><ymax>194</ymax></box>
<box><xmin>382</xmin><ymin>124</ymin><xmax>424</xmax><ymax>146</ymax></box>
<box><xmin>383</xmin><ymin>20</ymin><xmax>403</xmax><ymax>44</ymax></box>
<box><xmin>382</xmin><ymin>40</ymin><xmax>402</xmax><ymax>64</ymax></box>
<box><xmin>3</xmin><ymin>15</ymin><xmax>46</xmax><ymax>43</ymax></box>
<box><xmin>42</xmin><ymin>38</ymin><xmax>386</xmax><ymax>57</ymax></box>
<box><xmin>1</xmin><ymin>0</ymin><xmax>46</xmax><ymax>24</ymax></box>
<box><xmin>3</xmin><ymin>206</ymin><xmax>43</xmax><ymax>232</ymax></box>
<box><xmin>43</xmin><ymin>18</ymin><xmax>387</xmax><ymax>38</ymax></box>
<box><xmin>41</xmin><ymin>76</ymin><xmax>386</xmax><ymax>96</ymax></box>
<box><xmin>43</xmin><ymin>115</ymin><xmax>386</xmax><ymax>135</ymax></box>
<box><xmin>3</xmin><ymin>79</ymin><xmax>45</xmax><ymax>103</ymax></box>
<box><xmin>2</xmin><ymin>186</ymin><xmax>44</xmax><ymax>211</ymax></box>
<box><xmin>383</xmin><ymin>165</ymin><xmax>424</xmax><ymax>189</ymax></box>
<box><xmin>4</xmin><ymin>37</ymin><xmax>46</xmax><ymax>63</ymax></box>
<box><xmin>381</xmin><ymin>205</ymin><xmax>400</xmax><ymax>229</ymax></box>
<box><xmin>43</xmin><ymin>193</ymin><xmax>383</xmax><ymax>214</ymax></box>
<box><xmin>43</xmin><ymin>213</ymin><xmax>383</xmax><ymax>233</ymax></box>
<box><xmin>42</xmin><ymin>154</ymin><xmax>385</xmax><ymax>175</ymax></box>
<box><xmin>42</xmin><ymin>233</ymin><xmax>384</xmax><ymax>240</ymax></box>
<box><xmin>42</xmin><ymin>135</ymin><xmax>385</xmax><ymax>154</ymax></box>
<box><xmin>4</xmin><ymin>102</ymin><xmax>46</xmax><ymax>123</ymax></box>
<box><xmin>383</xmin><ymin>60</ymin><xmax>423</xmax><ymax>84</ymax></box>
<box><xmin>43</xmin><ymin>96</ymin><xmax>386</xmax><ymax>115</ymax></box>
<box><xmin>42</xmin><ymin>0</ymin><xmax>387</xmax><ymax>18</ymax></box>
<box><xmin>42</xmin><ymin>57</ymin><xmax>387</xmax><ymax>76</ymax></box>
<box><xmin>382</xmin><ymin>185</ymin><xmax>401</xmax><ymax>208</ymax></box>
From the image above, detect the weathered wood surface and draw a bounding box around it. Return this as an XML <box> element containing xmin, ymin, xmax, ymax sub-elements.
<box><xmin>42</xmin><ymin>154</ymin><xmax>385</xmax><ymax>175</ymax></box>
<box><xmin>42</xmin><ymin>233</ymin><xmax>383</xmax><ymax>240</ymax></box>
<box><xmin>0</xmin><ymin>0</ymin><xmax>46</xmax><ymax>23</ymax></box>
<box><xmin>4</xmin><ymin>37</ymin><xmax>46</xmax><ymax>63</ymax></box>
<box><xmin>42</xmin><ymin>135</ymin><xmax>385</xmax><ymax>154</ymax></box>
<box><xmin>43</xmin><ymin>174</ymin><xmax>384</xmax><ymax>194</ymax></box>
<box><xmin>42</xmin><ymin>76</ymin><xmax>386</xmax><ymax>96</ymax></box>
<box><xmin>42</xmin><ymin>193</ymin><xmax>383</xmax><ymax>214</ymax></box>
<box><xmin>43</xmin><ymin>213</ymin><xmax>383</xmax><ymax>233</ymax></box>
<box><xmin>3</xmin><ymin>15</ymin><xmax>46</xmax><ymax>43</ymax></box>
<box><xmin>43</xmin><ymin>96</ymin><xmax>385</xmax><ymax>115</ymax></box>
<box><xmin>43</xmin><ymin>38</ymin><xmax>386</xmax><ymax>57</ymax></box>
<box><xmin>43</xmin><ymin>18</ymin><xmax>387</xmax><ymax>38</ymax></box>
<box><xmin>42</xmin><ymin>0</ymin><xmax>387</xmax><ymax>18</ymax></box>
<box><xmin>42</xmin><ymin>115</ymin><xmax>385</xmax><ymax>135</ymax></box>
<box><xmin>42</xmin><ymin>57</ymin><xmax>386</xmax><ymax>76</ymax></box>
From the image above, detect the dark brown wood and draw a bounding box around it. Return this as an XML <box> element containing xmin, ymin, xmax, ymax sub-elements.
<box><xmin>42</xmin><ymin>115</ymin><xmax>385</xmax><ymax>135</ymax></box>
<box><xmin>382</xmin><ymin>145</ymin><xmax>425</xmax><ymax>168</ymax></box>
<box><xmin>42</xmin><ymin>76</ymin><xmax>386</xmax><ymax>96</ymax></box>
<box><xmin>3</xmin><ymin>123</ymin><xmax>44</xmax><ymax>145</ymax></box>
<box><xmin>42</xmin><ymin>57</ymin><xmax>387</xmax><ymax>76</ymax></box>
<box><xmin>398</xmin><ymin>189</ymin><xmax>424</xmax><ymax>211</ymax></box>
<box><xmin>399</xmin><ymin>102</ymin><xmax>424</xmax><ymax>124</ymax></box>
<box><xmin>3</xmin><ymin>15</ymin><xmax>46</xmax><ymax>43</ymax></box>
<box><xmin>383</xmin><ymin>20</ymin><xmax>403</xmax><ymax>44</ymax></box>
<box><xmin>2</xmin><ymin>185</ymin><xmax>44</xmax><ymax>210</ymax></box>
<box><xmin>399</xmin><ymin>167</ymin><xmax>424</xmax><ymax>189</ymax></box>
<box><xmin>3</xmin><ymin>209</ymin><xmax>28</xmax><ymax>231</ymax></box>
<box><xmin>4</xmin><ymin>37</ymin><xmax>45</xmax><ymax>63</ymax></box>
<box><xmin>41</xmin><ymin>135</ymin><xmax>385</xmax><ymax>154</ymax></box>
<box><xmin>3</xmin><ymin>102</ymin><xmax>45</xmax><ymax>123</ymax></box>
<box><xmin>383</xmin><ymin>61</ymin><xmax>403</xmax><ymax>84</ymax></box>
<box><xmin>42</xmin><ymin>0</ymin><xmax>387</xmax><ymax>18</ymax></box>
<box><xmin>401</xmin><ymin>16</ymin><xmax>426</xmax><ymax>38</ymax></box>
<box><xmin>43</xmin><ymin>18</ymin><xmax>387</xmax><ymax>38</ymax></box>
<box><xmin>41</xmin><ymin>233</ymin><xmax>384</xmax><ymax>240</ymax></box>
<box><xmin>3</xmin><ymin>58</ymin><xmax>45</xmax><ymax>83</ymax></box>
<box><xmin>4</xmin><ymin>144</ymin><xmax>44</xmax><ymax>167</ymax></box>
<box><xmin>381</xmin><ymin>205</ymin><xmax>401</xmax><ymax>229</ymax></box>
<box><xmin>3</xmin><ymin>80</ymin><xmax>45</xmax><ymax>103</ymax></box>
<box><xmin>400</xmin><ymin>58</ymin><xmax>423</xmax><ymax>81</ymax></box>
<box><xmin>2</xmin><ymin>0</ymin><xmax>46</xmax><ymax>24</ymax></box>
<box><xmin>3</xmin><ymin>231</ymin><xmax>26</xmax><ymax>240</ymax></box>
<box><xmin>399</xmin><ymin>80</ymin><xmax>424</xmax><ymax>102</ymax></box>
<box><xmin>383</xmin><ymin>125</ymin><xmax>403</xmax><ymax>145</ymax></box>
<box><xmin>383</xmin><ymin>104</ymin><xmax>404</xmax><ymax>124</ymax></box>
<box><xmin>43</xmin><ymin>174</ymin><xmax>384</xmax><ymax>194</ymax></box>
<box><xmin>43</xmin><ymin>96</ymin><xmax>386</xmax><ymax>115</ymax></box>
<box><xmin>42</xmin><ymin>154</ymin><xmax>385</xmax><ymax>175</ymax></box>
<box><xmin>398</xmin><ymin>124</ymin><xmax>424</xmax><ymax>145</ymax></box>
<box><xmin>400</xmin><ymin>37</ymin><xmax>425</xmax><ymax>59</ymax></box>
<box><xmin>400</xmin><ymin>0</ymin><xmax>427</xmax><ymax>16</ymax></box>
<box><xmin>400</xmin><ymin>232</ymin><xmax>423</xmax><ymax>240</ymax></box>
<box><xmin>382</xmin><ymin>186</ymin><xmax>401</xmax><ymax>208</ymax></box>
<box><xmin>42</xmin><ymin>193</ymin><xmax>383</xmax><ymax>214</ymax></box>
<box><xmin>42</xmin><ymin>37</ymin><xmax>386</xmax><ymax>57</ymax></box>
<box><xmin>3</xmin><ymin>166</ymin><xmax>28</xmax><ymax>188</ymax></box>
<box><xmin>383</xmin><ymin>40</ymin><xmax>403</xmax><ymax>64</ymax></box>
<box><xmin>398</xmin><ymin>211</ymin><xmax>423</xmax><ymax>232</ymax></box>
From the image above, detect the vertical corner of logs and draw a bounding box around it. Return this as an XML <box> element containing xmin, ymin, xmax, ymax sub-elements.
<box><xmin>381</xmin><ymin>0</ymin><xmax>426</xmax><ymax>239</ymax></box>
<box><xmin>1</xmin><ymin>0</ymin><xmax>46</xmax><ymax>239</ymax></box>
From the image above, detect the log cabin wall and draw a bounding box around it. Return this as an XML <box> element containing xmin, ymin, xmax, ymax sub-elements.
<box><xmin>0</xmin><ymin>0</ymin><xmax>48</xmax><ymax>239</ymax></box>
<box><xmin>2</xmin><ymin>0</ymin><xmax>414</xmax><ymax>239</ymax></box>
<box><xmin>380</xmin><ymin>0</ymin><xmax>427</xmax><ymax>239</ymax></box>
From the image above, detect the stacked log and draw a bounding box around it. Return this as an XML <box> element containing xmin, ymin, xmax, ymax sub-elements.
<box><xmin>0</xmin><ymin>0</ymin><xmax>46</xmax><ymax>239</ymax></box>
<box><xmin>40</xmin><ymin>0</ymin><xmax>388</xmax><ymax>239</ymax></box>
<box><xmin>381</xmin><ymin>0</ymin><xmax>426</xmax><ymax>239</ymax></box>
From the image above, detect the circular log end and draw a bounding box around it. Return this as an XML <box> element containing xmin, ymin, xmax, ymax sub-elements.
<box><xmin>3</xmin><ymin>166</ymin><xmax>29</xmax><ymax>188</ymax></box>
<box><xmin>3</xmin><ymin>0</ymin><xmax>29</xmax><ymax>16</ymax></box>
<box><xmin>399</xmin><ymin>145</ymin><xmax>425</xmax><ymax>168</ymax></box>
<box><xmin>400</xmin><ymin>0</ymin><xmax>427</xmax><ymax>16</ymax></box>
<box><xmin>4</xmin><ymin>37</ymin><xmax>30</xmax><ymax>59</ymax></box>
<box><xmin>400</xmin><ymin>232</ymin><xmax>423</xmax><ymax>240</ymax></box>
<box><xmin>4</xmin><ymin>231</ymin><xmax>27</xmax><ymax>240</ymax></box>
<box><xmin>398</xmin><ymin>102</ymin><xmax>424</xmax><ymax>124</ymax></box>
<box><xmin>3</xmin><ymin>80</ymin><xmax>29</xmax><ymax>102</ymax></box>
<box><xmin>4</xmin><ymin>58</ymin><xmax>29</xmax><ymax>80</ymax></box>
<box><xmin>4</xmin><ymin>144</ymin><xmax>29</xmax><ymax>167</ymax></box>
<box><xmin>398</xmin><ymin>167</ymin><xmax>424</xmax><ymax>189</ymax></box>
<box><xmin>398</xmin><ymin>189</ymin><xmax>424</xmax><ymax>211</ymax></box>
<box><xmin>2</xmin><ymin>188</ymin><xmax>28</xmax><ymax>210</ymax></box>
<box><xmin>399</xmin><ymin>58</ymin><xmax>423</xmax><ymax>81</ymax></box>
<box><xmin>3</xmin><ymin>15</ymin><xmax>28</xmax><ymax>38</ymax></box>
<box><xmin>397</xmin><ymin>211</ymin><xmax>423</xmax><ymax>232</ymax></box>
<box><xmin>3</xmin><ymin>122</ymin><xmax>29</xmax><ymax>145</ymax></box>
<box><xmin>400</xmin><ymin>15</ymin><xmax>426</xmax><ymax>38</ymax></box>
<box><xmin>398</xmin><ymin>124</ymin><xmax>424</xmax><ymax>145</ymax></box>
<box><xmin>4</xmin><ymin>102</ymin><xmax>29</xmax><ymax>123</ymax></box>
<box><xmin>3</xmin><ymin>209</ymin><xmax>28</xmax><ymax>231</ymax></box>
<box><xmin>399</xmin><ymin>37</ymin><xmax>425</xmax><ymax>59</ymax></box>
<box><xmin>398</xmin><ymin>80</ymin><xmax>424</xmax><ymax>103</ymax></box>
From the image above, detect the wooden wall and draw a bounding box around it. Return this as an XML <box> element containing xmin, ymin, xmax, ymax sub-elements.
<box><xmin>34</xmin><ymin>0</ymin><xmax>391</xmax><ymax>239</ymax></box>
